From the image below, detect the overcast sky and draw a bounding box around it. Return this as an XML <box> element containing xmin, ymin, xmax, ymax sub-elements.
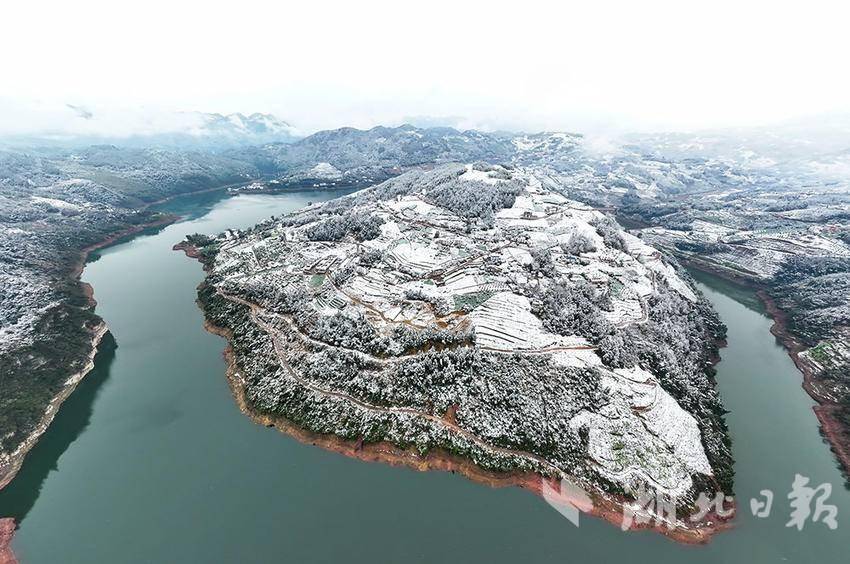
<box><xmin>2</xmin><ymin>0</ymin><xmax>849</xmax><ymax>136</ymax></box>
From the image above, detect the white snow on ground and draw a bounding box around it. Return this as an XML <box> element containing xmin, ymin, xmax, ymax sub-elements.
<box><xmin>500</xmin><ymin>247</ymin><xmax>533</xmax><ymax>266</ymax></box>
<box><xmin>614</xmin><ymin>366</ymin><xmax>712</xmax><ymax>475</ymax></box>
<box><xmin>378</xmin><ymin>220</ymin><xmax>403</xmax><ymax>239</ymax></box>
<box><xmin>622</xmin><ymin>231</ymin><xmax>658</xmax><ymax>259</ymax></box>
<box><xmin>623</xmin><ymin>231</ymin><xmax>697</xmax><ymax>302</ymax></box>
<box><xmin>383</xmin><ymin>197</ymin><xmax>465</xmax><ymax>231</ymax></box>
<box><xmin>512</xmin><ymin>136</ymin><xmax>537</xmax><ymax>151</ymax></box>
<box><xmin>549</xmin><ymin>216</ymin><xmax>602</xmax><ymax>245</ymax></box>
<box><xmin>0</xmin><ymin>271</ymin><xmax>59</xmax><ymax>355</ymax></box>
<box><xmin>386</xmin><ymin>240</ymin><xmax>450</xmax><ymax>275</ymax></box>
<box><xmin>307</xmin><ymin>162</ymin><xmax>343</xmax><ymax>179</ymax></box>
<box><xmin>207</xmin><ymin>164</ymin><xmax>716</xmax><ymax>500</ymax></box>
<box><xmin>458</xmin><ymin>164</ymin><xmax>508</xmax><ymax>184</ymax></box>
<box><xmin>779</xmin><ymin>231</ymin><xmax>850</xmax><ymax>256</ymax></box>
<box><xmin>550</xmin><ymin>348</ymin><xmax>602</xmax><ymax>368</ymax></box>
<box><xmin>651</xmin><ymin>261</ymin><xmax>698</xmax><ymax>302</ymax></box>
<box><xmin>384</xmin><ymin>196</ymin><xmax>440</xmax><ymax>217</ymax></box>
<box><xmin>603</xmin><ymin>299</ymin><xmax>644</xmax><ymax>326</ymax></box>
<box><xmin>512</xmin><ymin>132</ymin><xmax>579</xmax><ymax>154</ymax></box>
<box><xmin>502</xmin><ymin>216</ymin><xmax>550</xmax><ymax>229</ymax></box>
<box><xmin>495</xmin><ymin>194</ymin><xmax>535</xmax><ymax>219</ymax></box>
<box><xmin>30</xmin><ymin>196</ymin><xmax>83</xmax><ymax>211</ymax></box>
<box><xmin>470</xmin><ymin>292</ymin><xmax>586</xmax><ymax>351</ymax></box>
<box><xmin>570</xmin><ymin>366</ymin><xmax>712</xmax><ymax>498</ymax></box>
<box><xmin>443</xmin><ymin>271</ymin><xmax>505</xmax><ymax>295</ymax></box>
<box><xmin>691</xmin><ymin>219</ymin><xmax>737</xmax><ymax>240</ymax></box>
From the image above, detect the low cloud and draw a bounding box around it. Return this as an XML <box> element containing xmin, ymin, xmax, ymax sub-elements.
<box><xmin>0</xmin><ymin>99</ymin><xmax>213</xmax><ymax>140</ymax></box>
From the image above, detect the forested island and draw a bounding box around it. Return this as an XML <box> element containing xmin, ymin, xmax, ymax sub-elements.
<box><xmin>180</xmin><ymin>164</ymin><xmax>733</xmax><ymax>540</ymax></box>
<box><xmin>2</xmin><ymin>120</ymin><xmax>848</xmax><ymax>547</ymax></box>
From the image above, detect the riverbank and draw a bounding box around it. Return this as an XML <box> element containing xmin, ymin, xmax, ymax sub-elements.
<box><xmin>0</xmin><ymin>215</ymin><xmax>180</xmax><ymax>493</ymax></box>
<box><xmin>682</xmin><ymin>257</ymin><xmax>850</xmax><ymax>481</ymax></box>
<box><xmin>757</xmin><ymin>291</ymin><xmax>850</xmax><ymax>480</ymax></box>
<box><xmin>179</xmin><ymin>242</ymin><xmax>734</xmax><ymax>545</ymax></box>
<box><xmin>67</xmin><ymin>177</ymin><xmax>263</xmax><ymax>283</ymax></box>
<box><xmin>0</xmin><ymin>181</ymin><xmax>263</xmax><ymax>496</ymax></box>
<box><xmin>15</xmin><ymin>186</ymin><xmax>850</xmax><ymax>562</ymax></box>
<box><xmin>0</xmin><ymin>518</ymin><xmax>16</xmax><ymax>564</ymax></box>
<box><xmin>205</xmin><ymin>312</ymin><xmax>733</xmax><ymax>544</ymax></box>
<box><xmin>70</xmin><ymin>215</ymin><xmax>180</xmax><ymax>281</ymax></box>
<box><xmin>0</xmin><ymin>320</ymin><xmax>108</xmax><ymax>494</ymax></box>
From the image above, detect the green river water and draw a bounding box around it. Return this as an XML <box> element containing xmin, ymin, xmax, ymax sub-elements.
<box><xmin>1</xmin><ymin>189</ymin><xmax>847</xmax><ymax>562</ymax></box>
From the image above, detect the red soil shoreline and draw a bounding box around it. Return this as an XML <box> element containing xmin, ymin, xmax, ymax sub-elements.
<box><xmin>0</xmin><ymin>518</ymin><xmax>16</xmax><ymax>564</ymax></box>
<box><xmin>70</xmin><ymin>215</ymin><xmax>179</xmax><ymax>281</ymax></box>
<box><xmin>757</xmin><ymin>291</ymin><xmax>850</xmax><ymax>479</ymax></box>
<box><xmin>179</xmin><ymin>242</ymin><xmax>735</xmax><ymax>544</ymax></box>
<box><xmin>0</xmin><ymin>181</ymin><xmax>250</xmax><ymax>494</ymax></box>
<box><xmin>0</xmin><ymin>181</ymin><xmax>266</xmax><ymax>561</ymax></box>
<box><xmin>684</xmin><ymin>258</ymin><xmax>850</xmax><ymax>481</ymax></box>
<box><xmin>0</xmin><ymin>215</ymin><xmax>179</xmax><ymax>495</ymax></box>
<box><xmin>0</xmin><ymin>220</ymin><xmax>178</xmax><ymax>561</ymax></box>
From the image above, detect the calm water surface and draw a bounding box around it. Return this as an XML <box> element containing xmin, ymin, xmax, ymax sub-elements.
<box><xmin>1</xmin><ymin>190</ymin><xmax>847</xmax><ymax>562</ymax></box>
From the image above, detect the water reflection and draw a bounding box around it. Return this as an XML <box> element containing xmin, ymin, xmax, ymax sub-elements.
<box><xmin>0</xmin><ymin>333</ymin><xmax>117</xmax><ymax>523</ymax></box>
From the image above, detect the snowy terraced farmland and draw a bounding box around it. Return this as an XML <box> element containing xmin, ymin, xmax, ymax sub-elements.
<box><xmin>471</xmin><ymin>292</ymin><xmax>564</xmax><ymax>350</ymax></box>
<box><xmin>193</xmin><ymin>163</ymin><xmax>732</xmax><ymax>526</ymax></box>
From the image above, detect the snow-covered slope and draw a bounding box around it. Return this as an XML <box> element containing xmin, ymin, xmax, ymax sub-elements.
<box><xmin>188</xmin><ymin>163</ymin><xmax>732</xmax><ymax>524</ymax></box>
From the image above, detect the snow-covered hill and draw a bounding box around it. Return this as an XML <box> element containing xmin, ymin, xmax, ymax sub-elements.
<box><xmin>186</xmin><ymin>164</ymin><xmax>732</xmax><ymax>531</ymax></box>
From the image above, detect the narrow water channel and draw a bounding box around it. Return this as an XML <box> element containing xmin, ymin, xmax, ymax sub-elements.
<box><xmin>1</xmin><ymin>190</ymin><xmax>846</xmax><ymax>562</ymax></box>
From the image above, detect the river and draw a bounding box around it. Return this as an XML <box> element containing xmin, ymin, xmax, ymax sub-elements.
<box><xmin>0</xmin><ymin>189</ymin><xmax>847</xmax><ymax>562</ymax></box>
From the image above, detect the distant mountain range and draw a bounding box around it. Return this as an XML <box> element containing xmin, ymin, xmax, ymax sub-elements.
<box><xmin>233</xmin><ymin>124</ymin><xmax>583</xmax><ymax>185</ymax></box>
<box><xmin>189</xmin><ymin>112</ymin><xmax>299</xmax><ymax>147</ymax></box>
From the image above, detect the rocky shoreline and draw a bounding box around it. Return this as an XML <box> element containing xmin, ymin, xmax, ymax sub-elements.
<box><xmin>181</xmin><ymin>242</ymin><xmax>735</xmax><ymax>545</ymax></box>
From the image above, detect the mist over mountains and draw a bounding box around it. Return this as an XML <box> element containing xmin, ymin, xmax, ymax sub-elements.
<box><xmin>0</xmin><ymin>104</ymin><xmax>299</xmax><ymax>149</ymax></box>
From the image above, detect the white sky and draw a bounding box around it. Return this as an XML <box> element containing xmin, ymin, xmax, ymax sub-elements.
<box><xmin>2</xmin><ymin>0</ymin><xmax>849</xmax><ymax>136</ymax></box>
